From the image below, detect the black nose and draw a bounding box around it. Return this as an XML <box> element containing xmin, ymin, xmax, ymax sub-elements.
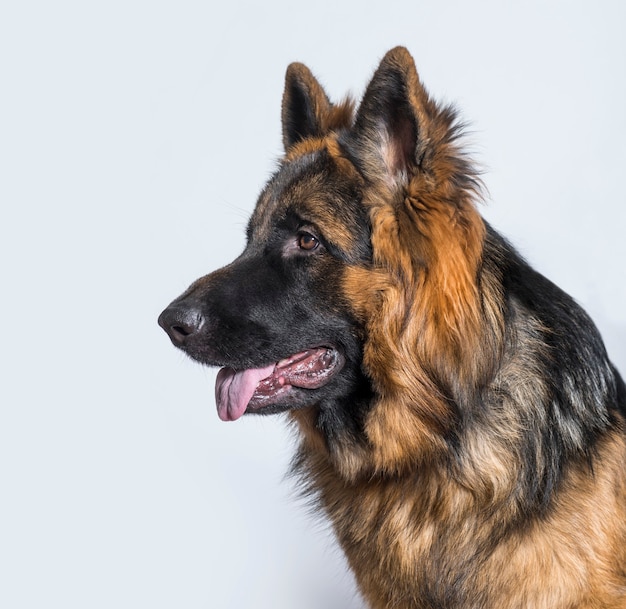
<box><xmin>158</xmin><ymin>304</ymin><xmax>204</xmax><ymax>347</ymax></box>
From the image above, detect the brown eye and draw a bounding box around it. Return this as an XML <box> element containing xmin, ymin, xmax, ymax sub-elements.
<box><xmin>298</xmin><ymin>232</ymin><xmax>319</xmax><ymax>251</ymax></box>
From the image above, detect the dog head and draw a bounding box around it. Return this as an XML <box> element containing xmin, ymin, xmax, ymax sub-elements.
<box><xmin>159</xmin><ymin>48</ymin><xmax>496</xmax><ymax>476</ymax></box>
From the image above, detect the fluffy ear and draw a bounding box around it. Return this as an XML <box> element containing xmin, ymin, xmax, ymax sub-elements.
<box><xmin>350</xmin><ymin>46</ymin><xmax>434</xmax><ymax>182</ymax></box>
<box><xmin>281</xmin><ymin>63</ymin><xmax>332</xmax><ymax>151</ymax></box>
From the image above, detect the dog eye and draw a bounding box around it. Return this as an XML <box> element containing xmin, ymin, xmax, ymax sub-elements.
<box><xmin>298</xmin><ymin>232</ymin><xmax>319</xmax><ymax>251</ymax></box>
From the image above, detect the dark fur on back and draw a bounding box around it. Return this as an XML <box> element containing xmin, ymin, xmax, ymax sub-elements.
<box><xmin>159</xmin><ymin>48</ymin><xmax>626</xmax><ymax>608</ymax></box>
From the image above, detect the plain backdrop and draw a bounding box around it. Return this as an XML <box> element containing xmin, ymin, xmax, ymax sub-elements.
<box><xmin>1</xmin><ymin>1</ymin><xmax>625</xmax><ymax>608</ymax></box>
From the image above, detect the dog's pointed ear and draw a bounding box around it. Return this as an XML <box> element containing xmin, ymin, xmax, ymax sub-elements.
<box><xmin>350</xmin><ymin>47</ymin><xmax>432</xmax><ymax>182</ymax></box>
<box><xmin>281</xmin><ymin>62</ymin><xmax>332</xmax><ymax>151</ymax></box>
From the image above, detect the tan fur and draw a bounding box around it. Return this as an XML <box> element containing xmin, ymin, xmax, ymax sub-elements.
<box><xmin>160</xmin><ymin>46</ymin><xmax>626</xmax><ymax>609</ymax></box>
<box><xmin>286</xmin><ymin>48</ymin><xmax>626</xmax><ymax>608</ymax></box>
<box><xmin>293</xmin><ymin>415</ymin><xmax>626</xmax><ymax>609</ymax></box>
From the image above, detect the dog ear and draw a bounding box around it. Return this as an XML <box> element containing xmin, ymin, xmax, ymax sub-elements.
<box><xmin>350</xmin><ymin>46</ymin><xmax>433</xmax><ymax>183</ymax></box>
<box><xmin>281</xmin><ymin>63</ymin><xmax>333</xmax><ymax>151</ymax></box>
<box><xmin>347</xmin><ymin>49</ymin><xmax>491</xmax><ymax>404</ymax></box>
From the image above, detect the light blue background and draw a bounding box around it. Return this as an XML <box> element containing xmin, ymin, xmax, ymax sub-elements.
<box><xmin>1</xmin><ymin>1</ymin><xmax>625</xmax><ymax>608</ymax></box>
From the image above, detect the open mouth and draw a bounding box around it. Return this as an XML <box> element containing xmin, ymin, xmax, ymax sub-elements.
<box><xmin>215</xmin><ymin>347</ymin><xmax>343</xmax><ymax>421</ymax></box>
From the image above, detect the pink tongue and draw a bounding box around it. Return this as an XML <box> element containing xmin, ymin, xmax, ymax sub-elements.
<box><xmin>215</xmin><ymin>364</ymin><xmax>275</xmax><ymax>421</ymax></box>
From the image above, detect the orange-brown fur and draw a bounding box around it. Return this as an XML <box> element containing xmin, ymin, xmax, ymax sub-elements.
<box><xmin>288</xmin><ymin>48</ymin><xmax>626</xmax><ymax>608</ymax></box>
<box><xmin>292</xmin><ymin>427</ymin><xmax>626</xmax><ymax>609</ymax></box>
<box><xmin>160</xmin><ymin>46</ymin><xmax>626</xmax><ymax>609</ymax></box>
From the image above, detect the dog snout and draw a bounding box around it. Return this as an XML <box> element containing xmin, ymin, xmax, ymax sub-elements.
<box><xmin>158</xmin><ymin>304</ymin><xmax>205</xmax><ymax>347</ymax></box>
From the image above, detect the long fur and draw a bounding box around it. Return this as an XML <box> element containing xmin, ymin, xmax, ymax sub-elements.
<box><xmin>160</xmin><ymin>47</ymin><xmax>626</xmax><ymax>608</ymax></box>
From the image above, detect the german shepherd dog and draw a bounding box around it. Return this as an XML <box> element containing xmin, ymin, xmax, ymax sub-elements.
<box><xmin>159</xmin><ymin>47</ymin><xmax>626</xmax><ymax>608</ymax></box>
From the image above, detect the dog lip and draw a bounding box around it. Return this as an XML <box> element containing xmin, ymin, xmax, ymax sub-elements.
<box><xmin>250</xmin><ymin>347</ymin><xmax>344</xmax><ymax>411</ymax></box>
<box><xmin>273</xmin><ymin>347</ymin><xmax>343</xmax><ymax>388</ymax></box>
